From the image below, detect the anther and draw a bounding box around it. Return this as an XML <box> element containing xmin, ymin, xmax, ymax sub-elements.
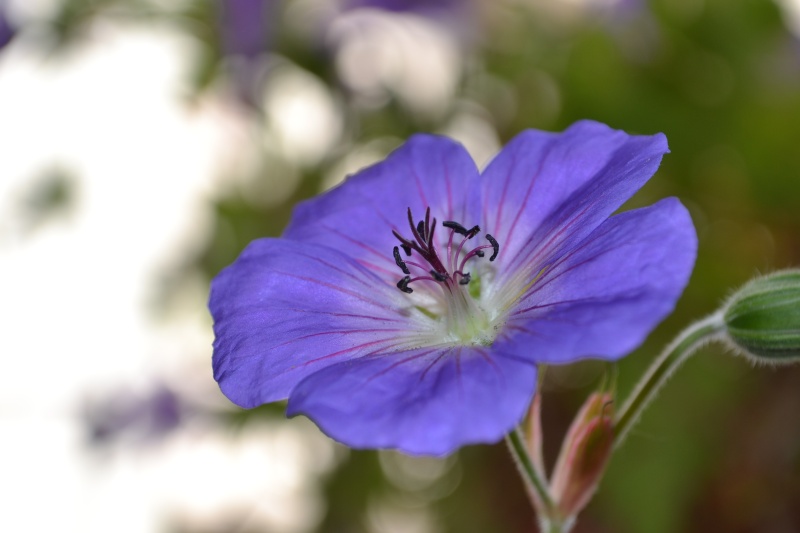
<box><xmin>443</xmin><ymin>221</ymin><xmax>468</xmax><ymax>235</ymax></box>
<box><xmin>416</xmin><ymin>220</ymin><xmax>425</xmax><ymax>240</ymax></box>
<box><xmin>459</xmin><ymin>272</ymin><xmax>471</xmax><ymax>285</ymax></box>
<box><xmin>486</xmin><ymin>234</ymin><xmax>499</xmax><ymax>261</ymax></box>
<box><xmin>401</xmin><ymin>244</ymin><xmax>412</xmax><ymax>256</ymax></box>
<box><xmin>397</xmin><ymin>276</ymin><xmax>413</xmax><ymax>294</ymax></box>
<box><xmin>466</xmin><ymin>225</ymin><xmax>480</xmax><ymax>239</ymax></box>
<box><xmin>430</xmin><ymin>270</ymin><xmax>448</xmax><ymax>282</ymax></box>
<box><xmin>475</xmin><ymin>250</ymin><xmax>485</xmax><ymax>258</ymax></box>
<box><xmin>393</xmin><ymin>246</ymin><xmax>410</xmax><ymax>275</ymax></box>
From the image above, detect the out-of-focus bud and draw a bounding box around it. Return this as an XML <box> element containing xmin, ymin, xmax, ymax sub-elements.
<box><xmin>550</xmin><ymin>392</ymin><xmax>614</xmax><ymax>520</ymax></box>
<box><xmin>722</xmin><ymin>269</ymin><xmax>800</xmax><ymax>364</ymax></box>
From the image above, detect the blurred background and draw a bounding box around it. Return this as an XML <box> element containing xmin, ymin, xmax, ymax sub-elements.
<box><xmin>1</xmin><ymin>0</ymin><xmax>800</xmax><ymax>531</ymax></box>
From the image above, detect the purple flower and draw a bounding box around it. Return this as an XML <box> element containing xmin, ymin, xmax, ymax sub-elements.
<box><xmin>218</xmin><ymin>0</ymin><xmax>277</xmax><ymax>106</ymax></box>
<box><xmin>84</xmin><ymin>386</ymin><xmax>183</xmax><ymax>446</ymax></box>
<box><xmin>0</xmin><ymin>6</ymin><xmax>15</xmax><ymax>51</ymax></box>
<box><xmin>210</xmin><ymin>121</ymin><xmax>696</xmax><ymax>456</ymax></box>
<box><xmin>345</xmin><ymin>0</ymin><xmax>470</xmax><ymax>19</ymax></box>
<box><xmin>220</xmin><ymin>0</ymin><xmax>273</xmax><ymax>60</ymax></box>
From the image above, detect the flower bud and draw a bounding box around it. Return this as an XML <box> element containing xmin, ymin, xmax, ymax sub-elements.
<box><xmin>722</xmin><ymin>269</ymin><xmax>800</xmax><ymax>364</ymax></box>
<box><xmin>550</xmin><ymin>393</ymin><xmax>614</xmax><ymax>519</ymax></box>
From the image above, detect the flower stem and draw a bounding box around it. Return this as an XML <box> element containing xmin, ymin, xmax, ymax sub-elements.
<box><xmin>614</xmin><ymin>313</ymin><xmax>725</xmax><ymax>447</ymax></box>
<box><xmin>505</xmin><ymin>427</ymin><xmax>561</xmax><ymax>531</ymax></box>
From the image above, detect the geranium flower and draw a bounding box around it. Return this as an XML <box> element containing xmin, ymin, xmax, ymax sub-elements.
<box><xmin>210</xmin><ymin>120</ymin><xmax>696</xmax><ymax>456</ymax></box>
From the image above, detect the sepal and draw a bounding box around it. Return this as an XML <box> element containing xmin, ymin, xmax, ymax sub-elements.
<box><xmin>723</xmin><ymin>269</ymin><xmax>800</xmax><ymax>364</ymax></box>
<box><xmin>550</xmin><ymin>392</ymin><xmax>614</xmax><ymax>519</ymax></box>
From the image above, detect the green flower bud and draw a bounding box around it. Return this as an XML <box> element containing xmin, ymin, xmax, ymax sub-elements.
<box><xmin>723</xmin><ymin>269</ymin><xmax>800</xmax><ymax>364</ymax></box>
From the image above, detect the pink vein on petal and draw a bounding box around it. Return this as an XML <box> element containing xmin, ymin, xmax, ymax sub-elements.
<box><xmin>490</xmin><ymin>152</ymin><xmax>517</xmax><ymax>243</ymax></box>
<box><xmin>271</xmin><ymin>327</ymin><xmax>410</xmax><ymax>350</ymax></box>
<box><xmin>276</xmin><ymin>272</ymin><xmax>399</xmax><ymax>312</ymax></box>
<box><xmin>356</xmin><ymin>258</ymin><xmax>399</xmax><ymax>279</ymax></box>
<box><xmin>270</xmin><ymin>307</ymin><xmax>406</xmax><ymax>323</ymax></box>
<box><xmin>419</xmin><ymin>348</ymin><xmax>452</xmax><ymax>382</ymax></box>
<box><xmin>321</xmin><ymin>224</ymin><xmax>392</xmax><ymax>263</ymax></box>
<box><xmin>411</xmin><ymin>160</ymin><xmax>430</xmax><ymax>209</ymax></box>
<box><xmin>474</xmin><ymin>348</ymin><xmax>504</xmax><ymax>382</ymax></box>
<box><xmin>225</xmin><ymin>334</ymin><xmax>399</xmax><ymax>377</ymax></box>
<box><xmin>442</xmin><ymin>154</ymin><xmax>454</xmax><ymax>219</ymax></box>
<box><xmin>294</xmin><ymin>249</ymin><xmax>386</xmax><ymax>290</ymax></box>
<box><xmin>366</xmin><ymin>348</ymin><xmax>442</xmax><ymax>383</ymax></box>
<box><xmin>295</xmin><ymin>337</ymin><xmax>401</xmax><ymax>369</ymax></box>
<box><xmin>512</xmin><ymin>297</ymin><xmax>589</xmax><ymax>316</ymax></box>
<box><xmin>514</xmin><ymin>222</ymin><xmax>628</xmax><ymax>308</ymax></box>
<box><xmin>501</xmin><ymin>144</ymin><xmax>549</xmax><ymax>256</ymax></box>
<box><xmin>503</xmin><ymin>198</ymin><xmax>598</xmax><ymax>281</ymax></box>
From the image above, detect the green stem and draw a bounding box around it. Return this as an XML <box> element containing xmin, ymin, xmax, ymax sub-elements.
<box><xmin>505</xmin><ymin>427</ymin><xmax>561</xmax><ymax>531</ymax></box>
<box><xmin>614</xmin><ymin>313</ymin><xmax>725</xmax><ymax>447</ymax></box>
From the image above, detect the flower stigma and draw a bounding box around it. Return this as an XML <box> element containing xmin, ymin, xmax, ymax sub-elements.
<box><xmin>391</xmin><ymin>207</ymin><xmax>501</xmax><ymax>346</ymax></box>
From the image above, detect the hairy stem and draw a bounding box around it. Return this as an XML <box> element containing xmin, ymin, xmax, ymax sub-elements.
<box><xmin>505</xmin><ymin>427</ymin><xmax>564</xmax><ymax>532</ymax></box>
<box><xmin>614</xmin><ymin>313</ymin><xmax>725</xmax><ymax>447</ymax></box>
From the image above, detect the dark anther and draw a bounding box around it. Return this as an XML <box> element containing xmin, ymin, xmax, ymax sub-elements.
<box><xmin>397</xmin><ymin>276</ymin><xmax>413</xmax><ymax>294</ymax></box>
<box><xmin>466</xmin><ymin>225</ymin><xmax>480</xmax><ymax>239</ymax></box>
<box><xmin>430</xmin><ymin>270</ymin><xmax>448</xmax><ymax>282</ymax></box>
<box><xmin>443</xmin><ymin>221</ymin><xmax>468</xmax><ymax>235</ymax></box>
<box><xmin>393</xmin><ymin>246</ymin><xmax>410</xmax><ymax>275</ymax></box>
<box><xmin>416</xmin><ymin>220</ymin><xmax>425</xmax><ymax>239</ymax></box>
<box><xmin>459</xmin><ymin>272</ymin><xmax>471</xmax><ymax>285</ymax></box>
<box><xmin>401</xmin><ymin>244</ymin><xmax>412</xmax><ymax>256</ymax></box>
<box><xmin>475</xmin><ymin>250</ymin><xmax>485</xmax><ymax>258</ymax></box>
<box><xmin>486</xmin><ymin>234</ymin><xmax>499</xmax><ymax>261</ymax></box>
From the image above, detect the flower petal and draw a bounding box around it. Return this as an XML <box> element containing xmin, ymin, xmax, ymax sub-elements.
<box><xmin>210</xmin><ymin>238</ymin><xmax>426</xmax><ymax>408</ymax></box>
<box><xmin>286</xmin><ymin>347</ymin><xmax>537</xmax><ymax>456</ymax></box>
<box><xmin>283</xmin><ymin>135</ymin><xmax>481</xmax><ymax>279</ymax></box>
<box><xmin>480</xmin><ymin>120</ymin><xmax>669</xmax><ymax>285</ymax></box>
<box><xmin>495</xmin><ymin>197</ymin><xmax>696</xmax><ymax>364</ymax></box>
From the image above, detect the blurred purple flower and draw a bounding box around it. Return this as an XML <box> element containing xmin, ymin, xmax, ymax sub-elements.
<box><xmin>347</xmin><ymin>0</ymin><xmax>466</xmax><ymax>17</ymax></box>
<box><xmin>343</xmin><ymin>0</ymin><xmax>477</xmax><ymax>45</ymax></box>
<box><xmin>220</xmin><ymin>0</ymin><xmax>273</xmax><ymax>60</ymax></box>
<box><xmin>219</xmin><ymin>0</ymin><xmax>277</xmax><ymax>105</ymax></box>
<box><xmin>85</xmin><ymin>386</ymin><xmax>182</xmax><ymax>446</ymax></box>
<box><xmin>210</xmin><ymin>121</ymin><xmax>696</xmax><ymax>455</ymax></box>
<box><xmin>0</xmin><ymin>6</ymin><xmax>15</xmax><ymax>50</ymax></box>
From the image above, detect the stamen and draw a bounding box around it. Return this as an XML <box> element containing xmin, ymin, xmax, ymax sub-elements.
<box><xmin>453</xmin><ymin>229</ymin><xmax>474</xmax><ymax>267</ymax></box>
<box><xmin>427</xmin><ymin>217</ymin><xmax>437</xmax><ymax>247</ymax></box>
<box><xmin>397</xmin><ymin>276</ymin><xmax>413</xmax><ymax>293</ymax></box>
<box><xmin>408</xmin><ymin>208</ymin><xmax>425</xmax><ymax>247</ymax></box>
<box><xmin>393</xmin><ymin>246</ymin><xmax>410</xmax><ymax>275</ymax></box>
<box><xmin>458</xmin><ymin>246</ymin><xmax>490</xmax><ymax>274</ymax></box>
<box><xmin>443</xmin><ymin>221</ymin><xmax>468</xmax><ymax>235</ymax></box>
<box><xmin>430</xmin><ymin>270</ymin><xmax>448</xmax><ymax>282</ymax></box>
<box><xmin>486</xmin><ymin>234</ymin><xmax>499</xmax><ymax>261</ymax></box>
<box><xmin>391</xmin><ymin>207</ymin><xmax>501</xmax><ymax>296</ymax></box>
<box><xmin>404</xmin><ymin>259</ymin><xmax>432</xmax><ymax>272</ymax></box>
<box><xmin>424</xmin><ymin>207</ymin><xmax>431</xmax><ymax>241</ymax></box>
<box><xmin>392</xmin><ymin>229</ymin><xmax>414</xmax><ymax>249</ymax></box>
